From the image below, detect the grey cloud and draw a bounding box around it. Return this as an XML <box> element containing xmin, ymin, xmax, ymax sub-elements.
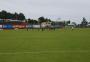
<box><xmin>0</xmin><ymin>0</ymin><xmax>90</xmax><ymax>23</ymax></box>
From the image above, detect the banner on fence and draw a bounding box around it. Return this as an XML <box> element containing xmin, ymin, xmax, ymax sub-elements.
<box><xmin>3</xmin><ymin>24</ymin><xmax>13</xmax><ymax>29</ymax></box>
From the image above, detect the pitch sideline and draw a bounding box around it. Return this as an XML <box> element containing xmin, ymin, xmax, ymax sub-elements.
<box><xmin>0</xmin><ymin>50</ymin><xmax>90</xmax><ymax>55</ymax></box>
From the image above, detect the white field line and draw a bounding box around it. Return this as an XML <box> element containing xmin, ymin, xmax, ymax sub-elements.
<box><xmin>0</xmin><ymin>50</ymin><xmax>90</xmax><ymax>55</ymax></box>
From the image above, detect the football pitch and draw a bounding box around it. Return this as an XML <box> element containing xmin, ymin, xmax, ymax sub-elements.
<box><xmin>0</xmin><ymin>28</ymin><xmax>90</xmax><ymax>62</ymax></box>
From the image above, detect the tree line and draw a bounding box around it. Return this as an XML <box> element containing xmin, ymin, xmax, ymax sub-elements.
<box><xmin>0</xmin><ymin>10</ymin><xmax>25</xmax><ymax>20</ymax></box>
<box><xmin>0</xmin><ymin>10</ymin><xmax>90</xmax><ymax>28</ymax></box>
<box><xmin>27</xmin><ymin>17</ymin><xmax>52</xmax><ymax>25</ymax></box>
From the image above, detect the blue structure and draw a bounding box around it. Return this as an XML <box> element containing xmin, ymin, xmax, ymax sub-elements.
<box><xmin>3</xmin><ymin>24</ymin><xmax>13</xmax><ymax>29</ymax></box>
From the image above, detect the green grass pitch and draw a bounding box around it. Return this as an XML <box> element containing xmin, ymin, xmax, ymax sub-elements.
<box><xmin>0</xmin><ymin>28</ymin><xmax>90</xmax><ymax>62</ymax></box>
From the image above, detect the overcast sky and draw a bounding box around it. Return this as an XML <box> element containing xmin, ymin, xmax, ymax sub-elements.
<box><xmin>0</xmin><ymin>0</ymin><xmax>90</xmax><ymax>23</ymax></box>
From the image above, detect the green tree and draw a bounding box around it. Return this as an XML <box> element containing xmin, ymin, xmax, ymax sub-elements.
<box><xmin>38</xmin><ymin>16</ymin><xmax>45</xmax><ymax>23</ymax></box>
<box><xmin>38</xmin><ymin>16</ymin><xmax>51</xmax><ymax>24</ymax></box>
<box><xmin>0</xmin><ymin>10</ymin><xmax>7</xmax><ymax>19</ymax></box>
<box><xmin>28</xmin><ymin>18</ymin><xmax>38</xmax><ymax>24</ymax></box>
<box><xmin>18</xmin><ymin>13</ymin><xmax>25</xmax><ymax>20</ymax></box>
<box><xmin>0</xmin><ymin>10</ymin><xmax>26</xmax><ymax>20</ymax></box>
<box><xmin>13</xmin><ymin>12</ymin><xmax>19</xmax><ymax>20</ymax></box>
<box><xmin>81</xmin><ymin>17</ymin><xmax>88</xmax><ymax>27</ymax></box>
